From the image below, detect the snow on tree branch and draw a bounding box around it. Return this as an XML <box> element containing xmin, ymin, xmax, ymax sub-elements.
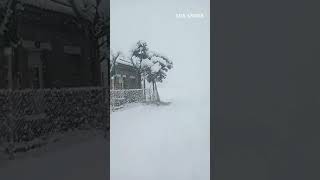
<box><xmin>127</xmin><ymin>40</ymin><xmax>173</xmax><ymax>102</ymax></box>
<box><xmin>110</xmin><ymin>50</ymin><xmax>123</xmax><ymax>76</ymax></box>
<box><xmin>0</xmin><ymin>0</ymin><xmax>14</xmax><ymax>35</ymax></box>
<box><xmin>145</xmin><ymin>54</ymin><xmax>173</xmax><ymax>83</ymax></box>
<box><xmin>0</xmin><ymin>0</ymin><xmax>24</xmax><ymax>47</ymax></box>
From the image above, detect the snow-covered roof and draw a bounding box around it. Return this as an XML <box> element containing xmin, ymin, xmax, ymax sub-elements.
<box><xmin>117</xmin><ymin>58</ymin><xmax>133</xmax><ymax>67</ymax></box>
<box><xmin>20</xmin><ymin>0</ymin><xmax>75</xmax><ymax>16</ymax></box>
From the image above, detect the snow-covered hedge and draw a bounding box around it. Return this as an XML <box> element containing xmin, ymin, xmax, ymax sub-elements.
<box><xmin>110</xmin><ymin>89</ymin><xmax>144</xmax><ymax>107</ymax></box>
<box><xmin>0</xmin><ymin>87</ymin><xmax>109</xmax><ymax>158</ymax></box>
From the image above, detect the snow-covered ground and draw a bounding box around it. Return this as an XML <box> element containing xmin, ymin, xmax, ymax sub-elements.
<box><xmin>0</xmin><ymin>131</ymin><xmax>109</xmax><ymax>180</ymax></box>
<box><xmin>0</xmin><ymin>87</ymin><xmax>210</xmax><ymax>180</ymax></box>
<box><xmin>111</xmin><ymin>87</ymin><xmax>210</xmax><ymax>180</ymax></box>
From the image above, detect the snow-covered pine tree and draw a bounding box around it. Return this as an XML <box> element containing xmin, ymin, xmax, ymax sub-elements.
<box><xmin>49</xmin><ymin>0</ymin><xmax>109</xmax><ymax>85</ymax></box>
<box><xmin>68</xmin><ymin>0</ymin><xmax>109</xmax><ymax>61</ymax></box>
<box><xmin>143</xmin><ymin>52</ymin><xmax>173</xmax><ymax>102</ymax></box>
<box><xmin>130</xmin><ymin>40</ymin><xmax>151</xmax><ymax>97</ymax></box>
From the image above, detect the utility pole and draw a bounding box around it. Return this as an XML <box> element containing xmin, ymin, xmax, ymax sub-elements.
<box><xmin>5</xmin><ymin>47</ymin><xmax>13</xmax><ymax>90</ymax></box>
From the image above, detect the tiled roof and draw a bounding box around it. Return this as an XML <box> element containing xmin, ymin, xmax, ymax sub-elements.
<box><xmin>117</xmin><ymin>58</ymin><xmax>134</xmax><ymax>67</ymax></box>
<box><xmin>20</xmin><ymin>0</ymin><xmax>75</xmax><ymax>16</ymax></box>
<box><xmin>1</xmin><ymin>0</ymin><xmax>107</xmax><ymax>18</ymax></box>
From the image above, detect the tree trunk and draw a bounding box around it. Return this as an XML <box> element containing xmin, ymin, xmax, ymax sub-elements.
<box><xmin>113</xmin><ymin>61</ymin><xmax>116</xmax><ymax>89</ymax></box>
<box><xmin>143</xmin><ymin>77</ymin><xmax>146</xmax><ymax>101</ymax></box>
<box><xmin>7</xmin><ymin>47</ymin><xmax>13</xmax><ymax>90</ymax></box>
<box><xmin>154</xmin><ymin>81</ymin><xmax>160</xmax><ymax>102</ymax></box>
<box><xmin>93</xmin><ymin>39</ymin><xmax>101</xmax><ymax>86</ymax></box>
<box><xmin>152</xmin><ymin>82</ymin><xmax>155</xmax><ymax>101</ymax></box>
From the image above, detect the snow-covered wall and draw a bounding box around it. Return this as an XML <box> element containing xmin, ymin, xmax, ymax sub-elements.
<box><xmin>0</xmin><ymin>87</ymin><xmax>109</xmax><ymax>158</ymax></box>
<box><xmin>110</xmin><ymin>89</ymin><xmax>144</xmax><ymax>108</ymax></box>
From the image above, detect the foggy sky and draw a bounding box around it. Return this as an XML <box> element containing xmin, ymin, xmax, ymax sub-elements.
<box><xmin>111</xmin><ymin>0</ymin><xmax>210</xmax><ymax>94</ymax></box>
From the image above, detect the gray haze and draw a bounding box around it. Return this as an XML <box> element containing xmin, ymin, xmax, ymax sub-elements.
<box><xmin>111</xmin><ymin>1</ymin><xmax>210</xmax><ymax>179</ymax></box>
<box><xmin>111</xmin><ymin>0</ymin><xmax>210</xmax><ymax>95</ymax></box>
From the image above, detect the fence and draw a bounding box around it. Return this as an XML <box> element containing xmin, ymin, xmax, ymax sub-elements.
<box><xmin>110</xmin><ymin>88</ymin><xmax>153</xmax><ymax>109</ymax></box>
<box><xmin>0</xmin><ymin>87</ymin><xmax>109</xmax><ymax>159</ymax></box>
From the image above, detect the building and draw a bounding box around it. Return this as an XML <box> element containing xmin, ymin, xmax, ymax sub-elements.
<box><xmin>107</xmin><ymin>57</ymin><xmax>141</xmax><ymax>90</ymax></box>
<box><xmin>0</xmin><ymin>0</ymin><xmax>105</xmax><ymax>89</ymax></box>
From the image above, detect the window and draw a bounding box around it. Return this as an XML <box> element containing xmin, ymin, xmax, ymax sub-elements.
<box><xmin>68</xmin><ymin>54</ymin><xmax>81</xmax><ymax>76</ymax></box>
